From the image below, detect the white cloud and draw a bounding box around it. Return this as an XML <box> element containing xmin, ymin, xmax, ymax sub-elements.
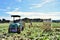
<box><xmin>6</xmin><ymin>12</ymin><xmax>35</xmax><ymax>17</ymax></box>
<box><xmin>30</xmin><ymin>0</ymin><xmax>55</xmax><ymax>9</ymax></box>
<box><xmin>6</xmin><ymin>12</ymin><xmax>60</xmax><ymax>20</ymax></box>
<box><xmin>0</xmin><ymin>17</ymin><xmax>2</xmax><ymax>19</ymax></box>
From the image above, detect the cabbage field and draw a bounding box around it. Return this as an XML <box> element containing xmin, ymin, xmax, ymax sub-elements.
<box><xmin>0</xmin><ymin>22</ymin><xmax>60</xmax><ymax>40</ymax></box>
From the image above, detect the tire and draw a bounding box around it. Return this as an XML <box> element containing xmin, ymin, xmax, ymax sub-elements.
<box><xmin>8</xmin><ymin>28</ymin><xmax>11</xmax><ymax>33</ymax></box>
<box><xmin>17</xmin><ymin>28</ymin><xmax>20</xmax><ymax>34</ymax></box>
<box><xmin>22</xmin><ymin>26</ymin><xmax>24</xmax><ymax>31</ymax></box>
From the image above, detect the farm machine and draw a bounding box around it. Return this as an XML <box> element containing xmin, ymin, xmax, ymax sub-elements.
<box><xmin>8</xmin><ymin>15</ymin><xmax>24</xmax><ymax>34</ymax></box>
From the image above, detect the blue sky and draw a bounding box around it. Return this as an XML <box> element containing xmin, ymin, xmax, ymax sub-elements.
<box><xmin>0</xmin><ymin>0</ymin><xmax>60</xmax><ymax>20</ymax></box>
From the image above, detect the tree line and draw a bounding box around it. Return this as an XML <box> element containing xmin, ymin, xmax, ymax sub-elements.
<box><xmin>0</xmin><ymin>18</ymin><xmax>10</xmax><ymax>23</ymax></box>
<box><xmin>0</xmin><ymin>18</ymin><xmax>60</xmax><ymax>23</ymax></box>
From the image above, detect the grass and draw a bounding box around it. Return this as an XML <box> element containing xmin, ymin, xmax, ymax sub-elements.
<box><xmin>52</xmin><ymin>22</ymin><xmax>60</xmax><ymax>28</ymax></box>
<box><xmin>0</xmin><ymin>22</ymin><xmax>60</xmax><ymax>40</ymax></box>
<box><xmin>0</xmin><ymin>23</ymin><xmax>9</xmax><ymax>33</ymax></box>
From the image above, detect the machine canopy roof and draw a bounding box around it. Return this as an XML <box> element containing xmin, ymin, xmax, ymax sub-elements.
<box><xmin>11</xmin><ymin>15</ymin><xmax>20</xmax><ymax>17</ymax></box>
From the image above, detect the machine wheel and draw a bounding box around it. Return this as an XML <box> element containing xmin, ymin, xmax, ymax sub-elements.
<box><xmin>8</xmin><ymin>28</ymin><xmax>11</xmax><ymax>33</ymax></box>
<box><xmin>22</xmin><ymin>26</ymin><xmax>24</xmax><ymax>31</ymax></box>
<box><xmin>17</xmin><ymin>28</ymin><xmax>20</xmax><ymax>34</ymax></box>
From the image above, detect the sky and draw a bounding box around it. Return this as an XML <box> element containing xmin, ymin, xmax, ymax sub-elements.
<box><xmin>0</xmin><ymin>0</ymin><xmax>60</xmax><ymax>20</ymax></box>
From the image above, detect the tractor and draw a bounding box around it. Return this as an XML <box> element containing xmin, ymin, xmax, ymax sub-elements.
<box><xmin>8</xmin><ymin>15</ymin><xmax>24</xmax><ymax>34</ymax></box>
